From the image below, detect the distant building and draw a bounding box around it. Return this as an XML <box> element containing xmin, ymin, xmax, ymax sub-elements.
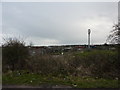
<box><xmin>62</xmin><ymin>47</ymin><xmax>72</xmax><ymax>52</ymax></box>
<box><xmin>75</xmin><ymin>46</ymin><xmax>85</xmax><ymax>51</ymax></box>
<box><xmin>29</xmin><ymin>46</ymin><xmax>47</xmax><ymax>55</ymax></box>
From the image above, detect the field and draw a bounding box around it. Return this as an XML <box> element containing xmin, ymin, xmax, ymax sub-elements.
<box><xmin>2</xmin><ymin>48</ymin><xmax>119</xmax><ymax>88</ymax></box>
<box><xmin>3</xmin><ymin>72</ymin><xmax>118</xmax><ymax>88</ymax></box>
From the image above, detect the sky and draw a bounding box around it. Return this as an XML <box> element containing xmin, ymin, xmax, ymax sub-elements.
<box><xmin>1</xmin><ymin>2</ymin><xmax>118</xmax><ymax>46</ymax></box>
<box><xmin>1</xmin><ymin>0</ymin><xmax>119</xmax><ymax>2</ymax></box>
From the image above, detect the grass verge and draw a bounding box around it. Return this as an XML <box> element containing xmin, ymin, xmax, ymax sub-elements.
<box><xmin>2</xmin><ymin>72</ymin><xmax>119</xmax><ymax>88</ymax></box>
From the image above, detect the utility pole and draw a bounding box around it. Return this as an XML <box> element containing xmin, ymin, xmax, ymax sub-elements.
<box><xmin>88</xmin><ymin>29</ymin><xmax>91</xmax><ymax>49</ymax></box>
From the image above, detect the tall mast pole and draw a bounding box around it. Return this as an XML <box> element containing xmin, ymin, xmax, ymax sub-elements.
<box><xmin>88</xmin><ymin>29</ymin><xmax>91</xmax><ymax>49</ymax></box>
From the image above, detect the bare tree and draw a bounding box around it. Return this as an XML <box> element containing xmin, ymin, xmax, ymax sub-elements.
<box><xmin>107</xmin><ymin>22</ymin><xmax>120</xmax><ymax>44</ymax></box>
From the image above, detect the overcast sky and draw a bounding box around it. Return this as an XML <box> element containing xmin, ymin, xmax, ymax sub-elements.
<box><xmin>2</xmin><ymin>2</ymin><xmax>118</xmax><ymax>46</ymax></box>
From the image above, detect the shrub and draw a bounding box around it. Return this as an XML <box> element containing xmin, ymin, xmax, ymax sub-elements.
<box><xmin>2</xmin><ymin>38</ymin><xmax>29</xmax><ymax>72</ymax></box>
<box><xmin>84</xmin><ymin>50</ymin><xmax>119</xmax><ymax>79</ymax></box>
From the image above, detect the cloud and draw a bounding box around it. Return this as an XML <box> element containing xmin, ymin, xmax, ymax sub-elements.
<box><xmin>2</xmin><ymin>2</ymin><xmax>118</xmax><ymax>45</ymax></box>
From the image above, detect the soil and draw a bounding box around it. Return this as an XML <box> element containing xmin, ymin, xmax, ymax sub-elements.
<box><xmin>2</xmin><ymin>84</ymin><xmax>72</xmax><ymax>88</ymax></box>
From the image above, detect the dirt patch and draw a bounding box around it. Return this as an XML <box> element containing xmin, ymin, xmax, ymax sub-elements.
<box><xmin>2</xmin><ymin>85</ymin><xmax>72</xmax><ymax>88</ymax></box>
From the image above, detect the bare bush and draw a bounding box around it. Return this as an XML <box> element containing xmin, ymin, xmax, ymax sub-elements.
<box><xmin>2</xmin><ymin>38</ymin><xmax>29</xmax><ymax>72</ymax></box>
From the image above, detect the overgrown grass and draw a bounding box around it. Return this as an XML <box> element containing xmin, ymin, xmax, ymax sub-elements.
<box><xmin>2</xmin><ymin>72</ymin><xmax>119</xmax><ymax>88</ymax></box>
<box><xmin>74</xmin><ymin>49</ymin><xmax>117</xmax><ymax>57</ymax></box>
<box><xmin>72</xmin><ymin>50</ymin><xmax>119</xmax><ymax>78</ymax></box>
<box><xmin>3</xmin><ymin>49</ymin><xmax>119</xmax><ymax>88</ymax></box>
